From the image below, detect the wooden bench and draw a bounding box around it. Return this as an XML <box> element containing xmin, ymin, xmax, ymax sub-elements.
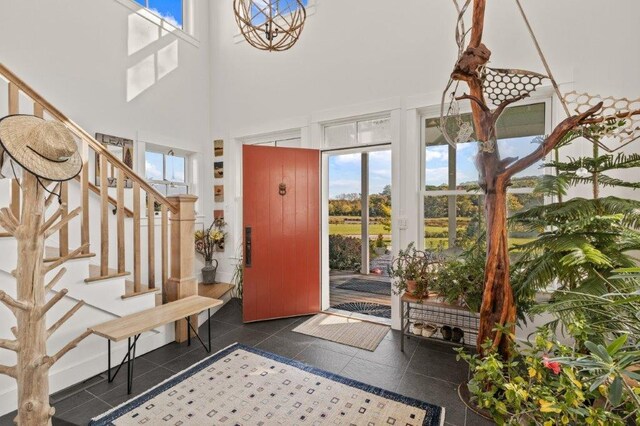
<box><xmin>89</xmin><ymin>295</ymin><xmax>223</xmax><ymax>394</ymax></box>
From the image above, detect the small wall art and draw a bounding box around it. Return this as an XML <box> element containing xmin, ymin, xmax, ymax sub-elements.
<box><xmin>214</xmin><ymin>209</ymin><xmax>224</xmax><ymax>220</ymax></box>
<box><xmin>214</xmin><ymin>139</ymin><xmax>224</xmax><ymax>157</ymax></box>
<box><xmin>214</xmin><ymin>185</ymin><xmax>224</xmax><ymax>203</ymax></box>
<box><xmin>214</xmin><ymin>161</ymin><xmax>224</xmax><ymax>179</ymax></box>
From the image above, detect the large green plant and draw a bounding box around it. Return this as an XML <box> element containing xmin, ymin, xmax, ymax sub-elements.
<box><xmin>509</xmin><ymin>132</ymin><xmax>640</xmax><ymax>314</ymax></box>
<box><xmin>458</xmin><ymin>327</ymin><xmax>640</xmax><ymax>425</ymax></box>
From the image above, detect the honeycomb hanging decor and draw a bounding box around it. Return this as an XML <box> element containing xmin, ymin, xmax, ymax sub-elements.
<box><xmin>564</xmin><ymin>91</ymin><xmax>640</xmax><ymax>152</ymax></box>
<box><xmin>482</xmin><ymin>67</ymin><xmax>547</xmax><ymax>106</ymax></box>
<box><xmin>234</xmin><ymin>0</ymin><xmax>307</xmax><ymax>52</ymax></box>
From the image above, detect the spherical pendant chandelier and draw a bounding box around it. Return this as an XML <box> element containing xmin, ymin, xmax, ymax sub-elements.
<box><xmin>233</xmin><ymin>0</ymin><xmax>307</xmax><ymax>52</ymax></box>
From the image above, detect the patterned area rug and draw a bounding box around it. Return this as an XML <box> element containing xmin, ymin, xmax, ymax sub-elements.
<box><xmin>332</xmin><ymin>302</ymin><xmax>392</xmax><ymax>319</ymax></box>
<box><xmin>293</xmin><ymin>313</ymin><xmax>390</xmax><ymax>351</ymax></box>
<box><xmin>336</xmin><ymin>278</ymin><xmax>391</xmax><ymax>295</ymax></box>
<box><xmin>91</xmin><ymin>343</ymin><xmax>444</xmax><ymax>426</ymax></box>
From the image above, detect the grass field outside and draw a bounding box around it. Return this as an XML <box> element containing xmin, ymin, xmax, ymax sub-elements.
<box><xmin>329</xmin><ymin>216</ymin><xmax>534</xmax><ymax>249</ymax></box>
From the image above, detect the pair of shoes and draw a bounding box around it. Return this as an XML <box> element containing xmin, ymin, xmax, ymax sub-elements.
<box><xmin>441</xmin><ymin>326</ymin><xmax>464</xmax><ymax>343</ymax></box>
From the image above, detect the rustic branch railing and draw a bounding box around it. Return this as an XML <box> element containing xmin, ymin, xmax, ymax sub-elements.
<box><xmin>0</xmin><ymin>63</ymin><xmax>194</xmax><ymax>305</ymax></box>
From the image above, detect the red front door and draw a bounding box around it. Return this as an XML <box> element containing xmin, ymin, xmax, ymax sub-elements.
<box><xmin>242</xmin><ymin>145</ymin><xmax>320</xmax><ymax>322</ymax></box>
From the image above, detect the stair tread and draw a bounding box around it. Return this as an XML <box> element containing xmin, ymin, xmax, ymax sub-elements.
<box><xmin>85</xmin><ymin>264</ymin><xmax>130</xmax><ymax>283</ymax></box>
<box><xmin>198</xmin><ymin>282</ymin><xmax>234</xmax><ymax>300</ymax></box>
<box><xmin>121</xmin><ymin>280</ymin><xmax>159</xmax><ymax>300</ymax></box>
<box><xmin>44</xmin><ymin>246</ymin><xmax>96</xmax><ymax>263</ymax></box>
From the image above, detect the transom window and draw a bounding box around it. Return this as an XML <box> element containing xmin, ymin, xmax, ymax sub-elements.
<box><xmin>324</xmin><ymin>117</ymin><xmax>391</xmax><ymax>149</ymax></box>
<box><xmin>422</xmin><ymin>102</ymin><xmax>547</xmax><ymax>250</ymax></box>
<box><xmin>145</xmin><ymin>149</ymin><xmax>189</xmax><ymax>196</ymax></box>
<box><xmin>135</xmin><ymin>0</ymin><xmax>183</xmax><ymax>28</ymax></box>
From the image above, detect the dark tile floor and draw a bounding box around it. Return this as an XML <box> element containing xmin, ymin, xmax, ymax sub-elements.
<box><xmin>0</xmin><ymin>299</ymin><xmax>494</xmax><ymax>426</ymax></box>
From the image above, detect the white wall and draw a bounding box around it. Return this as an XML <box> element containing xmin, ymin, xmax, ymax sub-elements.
<box><xmin>209</xmin><ymin>0</ymin><xmax>640</xmax><ymax>327</ymax></box>
<box><xmin>0</xmin><ymin>0</ymin><xmax>211</xmax><ymax>213</ymax></box>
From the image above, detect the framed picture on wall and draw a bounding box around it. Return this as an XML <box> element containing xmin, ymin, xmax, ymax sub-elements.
<box><xmin>214</xmin><ymin>161</ymin><xmax>224</xmax><ymax>179</ymax></box>
<box><xmin>214</xmin><ymin>185</ymin><xmax>224</xmax><ymax>203</ymax></box>
<box><xmin>214</xmin><ymin>209</ymin><xmax>224</xmax><ymax>220</ymax></box>
<box><xmin>95</xmin><ymin>133</ymin><xmax>134</xmax><ymax>188</ymax></box>
<box><xmin>214</xmin><ymin>139</ymin><xmax>224</xmax><ymax>157</ymax></box>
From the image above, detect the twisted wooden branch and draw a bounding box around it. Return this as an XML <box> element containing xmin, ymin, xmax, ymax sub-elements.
<box><xmin>0</xmin><ymin>291</ymin><xmax>30</xmax><ymax>314</ymax></box>
<box><xmin>38</xmin><ymin>289</ymin><xmax>68</xmax><ymax>319</ymax></box>
<box><xmin>40</xmin><ymin>330</ymin><xmax>92</xmax><ymax>367</ymax></box>
<box><xmin>0</xmin><ymin>338</ymin><xmax>19</xmax><ymax>352</ymax></box>
<box><xmin>44</xmin><ymin>183</ymin><xmax>61</xmax><ymax>208</ymax></box>
<box><xmin>47</xmin><ymin>300</ymin><xmax>85</xmax><ymax>339</ymax></box>
<box><xmin>0</xmin><ymin>364</ymin><xmax>16</xmax><ymax>378</ymax></box>
<box><xmin>40</xmin><ymin>204</ymin><xmax>66</xmax><ymax>234</ymax></box>
<box><xmin>503</xmin><ymin>102</ymin><xmax>604</xmax><ymax>179</ymax></box>
<box><xmin>0</xmin><ymin>208</ymin><xmax>19</xmax><ymax>235</ymax></box>
<box><xmin>43</xmin><ymin>207</ymin><xmax>81</xmax><ymax>238</ymax></box>
<box><xmin>45</xmin><ymin>244</ymin><xmax>89</xmax><ymax>273</ymax></box>
<box><xmin>45</xmin><ymin>268</ymin><xmax>67</xmax><ymax>292</ymax></box>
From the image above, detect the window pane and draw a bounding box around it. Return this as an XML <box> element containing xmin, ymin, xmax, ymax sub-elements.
<box><xmin>357</xmin><ymin>118</ymin><xmax>391</xmax><ymax>145</ymax></box>
<box><xmin>151</xmin><ymin>183</ymin><xmax>168</xmax><ymax>196</ymax></box>
<box><xmin>324</xmin><ymin>122</ymin><xmax>357</xmax><ymax>148</ymax></box>
<box><xmin>424</xmin><ymin>195</ymin><xmax>449</xmax><ymax>250</ymax></box>
<box><xmin>424</xmin><ymin>143</ymin><xmax>449</xmax><ymax>189</ymax></box>
<box><xmin>166</xmin><ymin>155</ymin><xmax>185</xmax><ymax>183</ymax></box>
<box><xmin>167</xmin><ymin>184</ymin><xmax>188</xmax><ymax>196</ymax></box>
<box><xmin>148</xmin><ymin>0</ymin><xmax>183</xmax><ymax>27</ymax></box>
<box><xmin>508</xmin><ymin>192</ymin><xmax>543</xmax><ymax>248</ymax></box>
<box><xmin>145</xmin><ymin>151</ymin><xmax>164</xmax><ymax>181</ymax></box>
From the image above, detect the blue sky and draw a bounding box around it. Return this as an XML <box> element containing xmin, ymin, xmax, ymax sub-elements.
<box><xmin>425</xmin><ymin>136</ymin><xmax>543</xmax><ymax>187</ymax></box>
<box><xmin>329</xmin><ymin>151</ymin><xmax>391</xmax><ymax>198</ymax></box>
<box><xmin>137</xmin><ymin>0</ymin><xmax>183</xmax><ymax>27</ymax></box>
<box><xmin>328</xmin><ymin>137</ymin><xmax>543</xmax><ymax>197</ymax></box>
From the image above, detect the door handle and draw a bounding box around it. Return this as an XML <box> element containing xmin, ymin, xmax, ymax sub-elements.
<box><xmin>245</xmin><ymin>227</ymin><xmax>252</xmax><ymax>268</ymax></box>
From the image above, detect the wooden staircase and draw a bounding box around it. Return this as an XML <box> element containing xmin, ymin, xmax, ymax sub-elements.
<box><xmin>0</xmin><ymin>63</ymin><xmax>198</xmax><ymax>335</ymax></box>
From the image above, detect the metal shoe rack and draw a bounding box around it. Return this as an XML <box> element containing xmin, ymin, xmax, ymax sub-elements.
<box><xmin>400</xmin><ymin>293</ymin><xmax>480</xmax><ymax>352</ymax></box>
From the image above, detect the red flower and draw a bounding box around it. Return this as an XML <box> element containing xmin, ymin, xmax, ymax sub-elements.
<box><xmin>542</xmin><ymin>355</ymin><xmax>561</xmax><ymax>375</ymax></box>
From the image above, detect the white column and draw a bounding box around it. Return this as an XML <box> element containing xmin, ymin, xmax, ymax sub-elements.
<box><xmin>360</xmin><ymin>152</ymin><xmax>369</xmax><ymax>275</ymax></box>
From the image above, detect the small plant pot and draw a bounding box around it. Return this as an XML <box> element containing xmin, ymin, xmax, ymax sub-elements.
<box><xmin>421</xmin><ymin>323</ymin><xmax>438</xmax><ymax>338</ymax></box>
<box><xmin>374</xmin><ymin>247</ymin><xmax>386</xmax><ymax>256</ymax></box>
<box><xmin>411</xmin><ymin>322</ymin><xmax>425</xmax><ymax>336</ymax></box>
<box><xmin>202</xmin><ymin>259</ymin><xmax>218</xmax><ymax>284</ymax></box>
<box><xmin>406</xmin><ymin>280</ymin><xmax>418</xmax><ymax>295</ymax></box>
<box><xmin>451</xmin><ymin>327</ymin><xmax>464</xmax><ymax>343</ymax></box>
<box><xmin>441</xmin><ymin>325</ymin><xmax>453</xmax><ymax>341</ymax></box>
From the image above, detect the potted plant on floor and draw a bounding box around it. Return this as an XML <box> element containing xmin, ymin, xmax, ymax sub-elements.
<box><xmin>195</xmin><ymin>218</ymin><xmax>227</xmax><ymax>284</ymax></box>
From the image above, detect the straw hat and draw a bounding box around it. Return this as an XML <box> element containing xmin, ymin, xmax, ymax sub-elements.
<box><xmin>0</xmin><ymin>115</ymin><xmax>82</xmax><ymax>181</ymax></box>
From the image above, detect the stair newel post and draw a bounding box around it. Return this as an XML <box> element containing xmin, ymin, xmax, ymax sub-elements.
<box><xmin>166</xmin><ymin>194</ymin><xmax>198</xmax><ymax>343</ymax></box>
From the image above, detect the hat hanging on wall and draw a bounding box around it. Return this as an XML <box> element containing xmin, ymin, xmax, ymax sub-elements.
<box><xmin>0</xmin><ymin>115</ymin><xmax>82</xmax><ymax>182</ymax></box>
<box><xmin>233</xmin><ymin>0</ymin><xmax>307</xmax><ymax>52</ymax></box>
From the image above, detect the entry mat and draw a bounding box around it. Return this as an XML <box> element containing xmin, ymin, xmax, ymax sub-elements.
<box><xmin>293</xmin><ymin>313</ymin><xmax>390</xmax><ymax>351</ymax></box>
<box><xmin>336</xmin><ymin>277</ymin><xmax>392</xmax><ymax>296</ymax></box>
<box><xmin>90</xmin><ymin>343</ymin><xmax>444</xmax><ymax>426</ymax></box>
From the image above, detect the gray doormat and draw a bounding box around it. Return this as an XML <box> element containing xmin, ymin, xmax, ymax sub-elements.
<box><xmin>332</xmin><ymin>302</ymin><xmax>392</xmax><ymax>319</ymax></box>
<box><xmin>336</xmin><ymin>278</ymin><xmax>391</xmax><ymax>295</ymax></box>
<box><xmin>293</xmin><ymin>313</ymin><xmax>390</xmax><ymax>351</ymax></box>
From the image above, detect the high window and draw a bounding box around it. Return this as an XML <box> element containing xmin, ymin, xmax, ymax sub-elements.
<box><xmin>135</xmin><ymin>0</ymin><xmax>184</xmax><ymax>28</ymax></box>
<box><xmin>422</xmin><ymin>102</ymin><xmax>547</xmax><ymax>250</ymax></box>
<box><xmin>324</xmin><ymin>117</ymin><xmax>391</xmax><ymax>149</ymax></box>
<box><xmin>145</xmin><ymin>149</ymin><xmax>188</xmax><ymax>196</ymax></box>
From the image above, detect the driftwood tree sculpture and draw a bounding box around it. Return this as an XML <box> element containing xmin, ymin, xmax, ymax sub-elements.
<box><xmin>443</xmin><ymin>0</ymin><xmax>640</xmax><ymax>357</ymax></box>
<box><xmin>0</xmin><ymin>117</ymin><xmax>89</xmax><ymax>425</ymax></box>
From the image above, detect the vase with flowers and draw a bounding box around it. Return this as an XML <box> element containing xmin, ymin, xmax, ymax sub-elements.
<box><xmin>195</xmin><ymin>218</ymin><xmax>227</xmax><ymax>284</ymax></box>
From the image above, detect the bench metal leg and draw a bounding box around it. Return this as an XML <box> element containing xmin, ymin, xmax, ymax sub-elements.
<box><xmin>185</xmin><ymin>310</ymin><xmax>212</xmax><ymax>353</ymax></box>
<box><xmin>107</xmin><ymin>334</ymin><xmax>141</xmax><ymax>395</ymax></box>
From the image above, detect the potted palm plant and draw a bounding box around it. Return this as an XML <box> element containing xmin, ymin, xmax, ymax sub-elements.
<box><xmin>195</xmin><ymin>218</ymin><xmax>227</xmax><ymax>284</ymax></box>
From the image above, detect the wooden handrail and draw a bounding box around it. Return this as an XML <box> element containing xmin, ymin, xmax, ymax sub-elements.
<box><xmin>0</xmin><ymin>63</ymin><xmax>177</xmax><ymax>214</ymax></box>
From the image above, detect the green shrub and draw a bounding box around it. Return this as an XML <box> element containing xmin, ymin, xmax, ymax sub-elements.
<box><xmin>329</xmin><ymin>235</ymin><xmax>362</xmax><ymax>271</ymax></box>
